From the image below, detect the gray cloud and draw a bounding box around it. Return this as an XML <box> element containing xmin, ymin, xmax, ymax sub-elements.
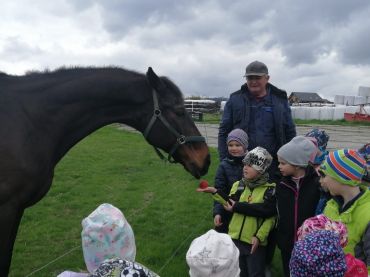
<box><xmin>336</xmin><ymin>7</ymin><xmax>370</xmax><ymax>65</ymax></box>
<box><xmin>1</xmin><ymin>0</ymin><xmax>370</xmax><ymax>98</ymax></box>
<box><xmin>266</xmin><ymin>0</ymin><xmax>370</xmax><ymax>65</ymax></box>
<box><xmin>63</xmin><ymin>0</ymin><xmax>370</xmax><ymax>68</ymax></box>
<box><xmin>0</xmin><ymin>37</ymin><xmax>43</xmax><ymax>61</ymax></box>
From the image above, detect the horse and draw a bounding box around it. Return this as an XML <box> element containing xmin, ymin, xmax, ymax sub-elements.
<box><xmin>0</xmin><ymin>66</ymin><xmax>210</xmax><ymax>275</ymax></box>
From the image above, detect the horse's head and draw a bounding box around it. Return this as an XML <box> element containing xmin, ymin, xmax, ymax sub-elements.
<box><xmin>143</xmin><ymin>67</ymin><xmax>210</xmax><ymax>178</ymax></box>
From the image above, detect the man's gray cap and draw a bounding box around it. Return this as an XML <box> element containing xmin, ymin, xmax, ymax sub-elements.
<box><xmin>244</xmin><ymin>61</ymin><xmax>269</xmax><ymax>77</ymax></box>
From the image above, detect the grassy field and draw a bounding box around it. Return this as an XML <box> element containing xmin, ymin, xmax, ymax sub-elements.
<box><xmin>10</xmin><ymin>126</ymin><xmax>216</xmax><ymax>276</ymax></box>
<box><xmin>10</xmin><ymin>126</ymin><xmax>283</xmax><ymax>276</ymax></box>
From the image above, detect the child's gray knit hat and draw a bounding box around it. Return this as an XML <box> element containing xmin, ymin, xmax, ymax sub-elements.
<box><xmin>277</xmin><ymin>136</ymin><xmax>318</xmax><ymax>167</ymax></box>
<box><xmin>226</xmin><ymin>128</ymin><xmax>249</xmax><ymax>151</ymax></box>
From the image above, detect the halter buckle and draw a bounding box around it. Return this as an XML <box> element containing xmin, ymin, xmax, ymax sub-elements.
<box><xmin>177</xmin><ymin>135</ymin><xmax>186</xmax><ymax>144</ymax></box>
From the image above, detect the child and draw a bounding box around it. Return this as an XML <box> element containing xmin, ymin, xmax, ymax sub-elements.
<box><xmin>358</xmin><ymin>143</ymin><xmax>370</xmax><ymax>185</ymax></box>
<box><xmin>296</xmin><ymin>214</ymin><xmax>368</xmax><ymax>277</ymax></box>
<box><xmin>304</xmin><ymin>128</ymin><xmax>332</xmax><ymax>215</ymax></box>
<box><xmin>198</xmin><ymin>147</ymin><xmax>275</xmax><ymax>276</ymax></box>
<box><xmin>57</xmin><ymin>203</ymin><xmax>158</xmax><ymax>277</ymax></box>
<box><xmin>213</xmin><ymin>128</ymin><xmax>248</xmax><ymax>233</ymax></box>
<box><xmin>81</xmin><ymin>203</ymin><xmax>136</xmax><ymax>273</ymax></box>
<box><xmin>186</xmin><ymin>229</ymin><xmax>240</xmax><ymax>277</ymax></box>
<box><xmin>297</xmin><ymin>214</ymin><xmax>348</xmax><ymax>248</ymax></box>
<box><xmin>305</xmin><ymin>128</ymin><xmax>330</xmax><ymax>167</ymax></box>
<box><xmin>275</xmin><ymin>136</ymin><xmax>320</xmax><ymax>277</ymax></box>
<box><xmin>88</xmin><ymin>258</ymin><xmax>158</xmax><ymax>277</ymax></box>
<box><xmin>319</xmin><ymin>149</ymin><xmax>370</xmax><ymax>274</ymax></box>
<box><xmin>289</xmin><ymin>230</ymin><xmax>347</xmax><ymax>277</ymax></box>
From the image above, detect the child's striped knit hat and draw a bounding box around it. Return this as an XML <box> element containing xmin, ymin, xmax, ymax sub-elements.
<box><xmin>320</xmin><ymin>149</ymin><xmax>366</xmax><ymax>186</ymax></box>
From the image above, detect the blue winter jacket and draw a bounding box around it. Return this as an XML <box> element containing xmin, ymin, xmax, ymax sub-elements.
<box><xmin>213</xmin><ymin>155</ymin><xmax>244</xmax><ymax>218</ymax></box>
<box><xmin>218</xmin><ymin>83</ymin><xmax>296</xmax><ymax>160</ymax></box>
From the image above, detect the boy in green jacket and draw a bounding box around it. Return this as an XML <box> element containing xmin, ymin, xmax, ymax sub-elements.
<box><xmin>198</xmin><ymin>147</ymin><xmax>276</xmax><ymax>276</ymax></box>
<box><xmin>319</xmin><ymin>149</ymin><xmax>370</xmax><ymax>274</ymax></box>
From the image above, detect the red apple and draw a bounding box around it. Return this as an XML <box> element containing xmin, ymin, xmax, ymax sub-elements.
<box><xmin>199</xmin><ymin>180</ymin><xmax>209</xmax><ymax>189</ymax></box>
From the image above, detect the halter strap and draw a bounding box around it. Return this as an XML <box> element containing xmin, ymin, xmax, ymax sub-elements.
<box><xmin>143</xmin><ymin>88</ymin><xmax>205</xmax><ymax>163</ymax></box>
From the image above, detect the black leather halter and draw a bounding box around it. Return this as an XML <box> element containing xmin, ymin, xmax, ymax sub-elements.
<box><xmin>143</xmin><ymin>88</ymin><xmax>206</xmax><ymax>163</ymax></box>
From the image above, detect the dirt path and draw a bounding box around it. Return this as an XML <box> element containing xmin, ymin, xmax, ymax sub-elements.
<box><xmin>195</xmin><ymin>123</ymin><xmax>369</xmax><ymax>150</ymax></box>
<box><xmin>118</xmin><ymin>123</ymin><xmax>369</xmax><ymax>150</ymax></box>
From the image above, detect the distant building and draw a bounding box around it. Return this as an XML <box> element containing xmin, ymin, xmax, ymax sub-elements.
<box><xmin>288</xmin><ymin>92</ymin><xmax>330</xmax><ymax>105</ymax></box>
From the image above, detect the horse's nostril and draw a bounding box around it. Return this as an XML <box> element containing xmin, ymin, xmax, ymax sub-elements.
<box><xmin>199</xmin><ymin>154</ymin><xmax>211</xmax><ymax>176</ymax></box>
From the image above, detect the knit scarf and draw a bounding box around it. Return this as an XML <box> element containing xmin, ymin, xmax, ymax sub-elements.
<box><xmin>242</xmin><ymin>172</ymin><xmax>269</xmax><ymax>189</ymax></box>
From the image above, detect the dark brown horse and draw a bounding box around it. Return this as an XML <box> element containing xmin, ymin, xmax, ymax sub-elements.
<box><xmin>0</xmin><ymin>67</ymin><xmax>210</xmax><ymax>275</ymax></box>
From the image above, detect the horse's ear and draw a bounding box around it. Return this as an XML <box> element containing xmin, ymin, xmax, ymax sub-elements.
<box><xmin>146</xmin><ymin>67</ymin><xmax>166</xmax><ymax>91</ymax></box>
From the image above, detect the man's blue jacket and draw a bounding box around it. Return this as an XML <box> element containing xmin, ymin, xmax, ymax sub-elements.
<box><xmin>218</xmin><ymin>83</ymin><xmax>296</xmax><ymax>160</ymax></box>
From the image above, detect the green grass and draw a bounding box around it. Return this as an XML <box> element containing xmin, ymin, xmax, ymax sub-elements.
<box><xmin>9</xmin><ymin>126</ymin><xmax>283</xmax><ymax>277</ymax></box>
<box><xmin>200</xmin><ymin>112</ymin><xmax>370</xmax><ymax>126</ymax></box>
<box><xmin>202</xmin><ymin>112</ymin><xmax>222</xmax><ymax>123</ymax></box>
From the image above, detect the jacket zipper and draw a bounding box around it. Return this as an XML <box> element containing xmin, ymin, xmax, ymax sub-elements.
<box><xmin>238</xmin><ymin>188</ymin><xmax>253</xmax><ymax>240</ymax></box>
<box><xmin>280</xmin><ymin>181</ymin><xmax>299</xmax><ymax>242</ymax></box>
<box><xmin>294</xmin><ymin>180</ymin><xmax>301</xmax><ymax>242</ymax></box>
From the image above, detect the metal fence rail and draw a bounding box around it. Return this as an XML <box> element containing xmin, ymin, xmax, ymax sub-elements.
<box><xmin>195</xmin><ymin>123</ymin><xmax>370</xmax><ymax>150</ymax></box>
<box><xmin>118</xmin><ymin>123</ymin><xmax>369</xmax><ymax>150</ymax></box>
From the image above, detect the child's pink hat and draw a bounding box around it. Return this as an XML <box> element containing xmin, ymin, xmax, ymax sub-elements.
<box><xmin>297</xmin><ymin>214</ymin><xmax>348</xmax><ymax>248</ymax></box>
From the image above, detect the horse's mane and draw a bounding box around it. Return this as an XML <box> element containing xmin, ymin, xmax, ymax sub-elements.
<box><xmin>0</xmin><ymin>66</ymin><xmax>142</xmax><ymax>79</ymax></box>
<box><xmin>160</xmin><ymin>77</ymin><xmax>184</xmax><ymax>105</ymax></box>
<box><xmin>25</xmin><ymin>66</ymin><xmax>143</xmax><ymax>80</ymax></box>
<box><xmin>0</xmin><ymin>66</ymin><xmax>184</xmax><ymax>104</ymax></box>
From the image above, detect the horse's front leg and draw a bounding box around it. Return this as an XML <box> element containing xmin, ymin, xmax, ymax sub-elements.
<box><xmin>0</xmin><ymin>201</ymin><xmax>24</xmax><ymax>277</ymax></box>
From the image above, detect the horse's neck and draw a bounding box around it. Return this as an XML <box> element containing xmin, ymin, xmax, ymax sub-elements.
<box><xmin>37</xmin><ymin>76</ymin><xmax>151</xmax><ymax>162</ymax></box>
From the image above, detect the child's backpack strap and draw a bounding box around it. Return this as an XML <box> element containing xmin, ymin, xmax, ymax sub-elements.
<box><xmin>263</xmin><ymin>185</ymin><xmax>276</xmax><ymax>201</ymax></box>
<box><xmin>230</xmin><ymin>180</ymin><xmax>246</xmax><ymax>201</ymax></box>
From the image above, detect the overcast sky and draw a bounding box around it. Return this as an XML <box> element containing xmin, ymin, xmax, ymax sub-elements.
<box><xmin>1</xmin><ymin>0</ymin><xmax>370</xmax><ymax>100</ymax></box>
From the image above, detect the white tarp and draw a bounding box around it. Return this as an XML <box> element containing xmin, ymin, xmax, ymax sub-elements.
<box><xmin>333</xmin><ymin>106</ymin><xmax>346</xmax><ymax>120</ymax></box>
<box><xmin>358</xmin><ymin>86</ymin><xmax>370</xmax><ymax>97</ymax></box>
<box><xmin>306</xmin><ymin>107</ymin><xmax>321</xmax><ymax>120</ymax></box>
<box><xmin>354</xmin><ymin>96</ymin><xmax>367</xmax><ymax>105</ymax></box>
<box><xmin>344</xmin><ymin>96</ymin><xmax>355</xmax><ymax>106</ymax></box>
<box><xmin>334</xmin><ymin>95</ymin><xmax>344</xmax><ymax>105</ymax></box>
<box><xmin>319</xmin><ymin>107</ymin><xmax>335</xmax><ymax>120</ymax></box>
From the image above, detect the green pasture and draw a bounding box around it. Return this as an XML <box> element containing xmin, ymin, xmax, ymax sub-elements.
<box><xmin>10</xmin><ymin>125</ymin><xmax>283</xmax><ymax>277</ymax></box>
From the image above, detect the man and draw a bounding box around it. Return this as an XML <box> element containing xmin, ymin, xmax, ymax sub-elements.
<box><xmin>218</xmin><ymin>61</ymin><xmax>296</xmax><ymax>183</ymax></box>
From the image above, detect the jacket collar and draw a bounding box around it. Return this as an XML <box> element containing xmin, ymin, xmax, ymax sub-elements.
<box><xmin>280</xmin><ymin>165</ymin><xmax>318</xmax><ymax>186</ymax></box>
<box><xmin>241</xmin><ymin>83</ymin><xmax>288</xmax><ymax>99</ymax></box>
<box><xmin>225</xmin><ymin>153</ymin><xmax>245</xmax><ymax>164</ymax></box>
<box><xmin>242</xmin><ymin>172</ymin><xmax>270</xmax><ymax>189</ymax></box>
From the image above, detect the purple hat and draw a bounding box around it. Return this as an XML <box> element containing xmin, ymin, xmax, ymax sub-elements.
<box><xmin>227</xmin><ymin>129</ymin><xmax>249</xmax><ymax>152</ymax></box>
<box><xmin>290</xmin><ymin>230</ymin><xmax>347</xmax><ymax>277</ymax></box>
